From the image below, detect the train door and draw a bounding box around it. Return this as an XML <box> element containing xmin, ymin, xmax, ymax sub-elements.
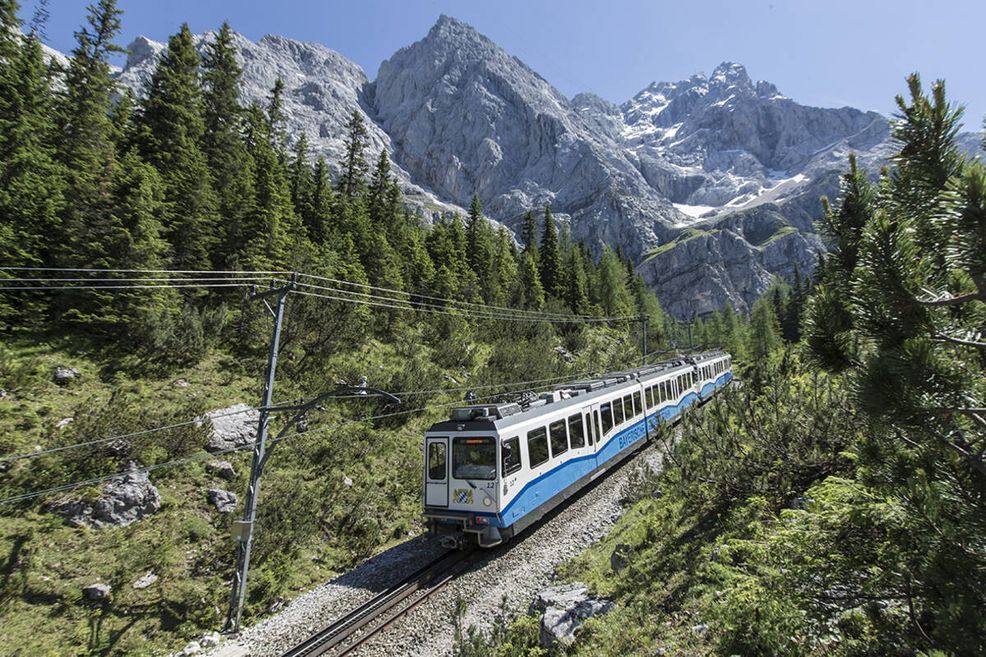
<box><xmin>425</xmin><ymin>437</ymin><xmax>448</xmax><ymax>507</ymax></box>
<box><xmin>582</xmin><ymin>406</ymin><xmax>594</xmax><ymax>451</ymax></box>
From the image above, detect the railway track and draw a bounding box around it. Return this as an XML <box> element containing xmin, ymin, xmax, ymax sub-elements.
<box><xmin>280</xmin><ymin>548</ymin><xmax>476</xmax><ymax>657</ymax></box>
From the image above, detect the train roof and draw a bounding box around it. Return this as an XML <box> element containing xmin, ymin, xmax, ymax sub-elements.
<box><xmin>426</xmin><ymin>351</ymin><xmax>730</xmax><ymax>435</ymax></box>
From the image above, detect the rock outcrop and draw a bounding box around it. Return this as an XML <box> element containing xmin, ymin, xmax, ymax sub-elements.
<box><xmin>201</xmin><ymin>404</ymin><xmax>260</xmax><ymax>452</ymax></box>
<box><xmin>531</xmin><ymin>582</ymin><xmax>614</xmax><ymax>648</ymax></box>
<box><xmin>83</xmin><ymin>582</ymin><xmax>111</xmax><ymax>601</ymax></box>
<box><xmin>207</xmin><ymin>488</ymin><xmax>238</xmax><ymax>513</ymax></box>
<box><xmin>206</xmin><ymin>460</ymin><xmax>236</xmax><ymax>481</ymax></box>
<box><xmin>52</xmin><ymin>464</ymin><xmax>161</xmax><ymax>528</ymax></box>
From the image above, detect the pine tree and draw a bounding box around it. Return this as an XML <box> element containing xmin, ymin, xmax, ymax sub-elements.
<box><xmin>240</xmin><ymin>100</ymin><xmax>298</xmax><ymax>270</ymax></box>
<box><xmin>289</xmin><ymin>133</ymin><xmax>313</xmax><ymax>219</ymax></box>
<box><xmin>804</xmin><ymin>152</ymin><xmax>874</xmax><ymax>370</ymax></box>
<box><xmin>306</xmin><ymin>156</ymin><xmax>334</xmax><ymax>242</ymax></box>
<box><xmin>521</xmin><ymin>210</ymin><xmax>538</xmax><ymax>260</ymax></box>
<box><xmin>0</xmin><ymin>25</ymin><xmax>63</xmax><ymax>267</ymax></box>
<box><xmin>782</xmin><ymin>266</ymin><xmax>805</xmax><ymax>342</ymax></box>
<box><xmin>538</xmin><ymin>205</ymin><xmax>563</xmax><ymax>297</ymax></box>
<box><xmin>565</xmin><ymin>246</ymin><xmax>590</xmax><ymax>314</ymax></box>
<box><xmin>201</xmin><ymin>21</ymin><xmax>255</xmax><ymax>268</ymax></box>
<box><xmin>516</xmin><ymin>252</ymin><xmax>545</xmax><ymax>311</ymax></box>
<box><xmin>490</xmin><ymin>227</ymin><xmax>519</xmax><ymax>306</ymax></box>
<box><xmin>137</xmin><ymin>22</ymin><xmax>218</xmax><ymax>270</ymax></box>
<box><xmin>748</xmin><ymin>296</ymin><xmax>781</xmax><ymax>361</ymax></box>
<box><xmin>0</xmin><ymin>12</ymin><xmax>64</xmax><ymax>324</ymax></box>
<box><xmin>54</xmin><ymin>0</ymin><xmax>122</xmax><ymax>262</ymax></box>
<box><xmin>367</xmin><ymin>148</ymin><xmax>391</xmax><ymax>226</ymax></box>
<box><xmin>596</xmin><ymin>246</ymin><xmax>634</xmax><ymax>317</ymax></box>
<box><xmin>465</xmin><ymin>193</ymin><xmax>495</xmax><ymax>298</ymax></box>
<box><xmin>339</xmin><ymin>110</ymin><xmax>368</xmax><ymax>199</ymax></box>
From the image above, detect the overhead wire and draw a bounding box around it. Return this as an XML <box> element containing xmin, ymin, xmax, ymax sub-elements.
<box><xmin>0</xmin><ymin>371</ymin><xmax>605</xmax><ymax>505</ymax></box>
<box><xmin>0</xmin><ymin>267</ymin><xmax>638</xmax><ymax>324</ymax></box>
<box><xmin>0</xmin><ymin>370</ymin><xmax>602</xmax><ymax>464</ymax></box>
<box><xmin>285</xmin><ymin>279</ymin><xmax>629</xmax><ymax>324</ymax></box>
<box><xmin>289</xmin><ymin>286</ymin><xmax>628</xmax><ymax>325</ymax></box>
<box><xmin>293</xmin><ymin>271</ymin><xmax>623</xmax><ymax>322</ymax></box>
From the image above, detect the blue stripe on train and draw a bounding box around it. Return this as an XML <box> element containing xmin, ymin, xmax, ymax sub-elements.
<box><xmin>495</xmin><ymin>371</ymin><xmax>732</xmax><ymax>527</ymax></box>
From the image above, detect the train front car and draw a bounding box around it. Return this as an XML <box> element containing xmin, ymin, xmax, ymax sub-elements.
<box><xmin>423</xmin><ymin>404</ymin><xmax>513</xmax><ymax>549</ymax></box>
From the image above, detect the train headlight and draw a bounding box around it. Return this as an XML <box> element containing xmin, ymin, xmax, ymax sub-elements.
<box><xmin>483</xmin><ymin>496</ymin><xmax>492</xmax><ymax>507</ymax></box>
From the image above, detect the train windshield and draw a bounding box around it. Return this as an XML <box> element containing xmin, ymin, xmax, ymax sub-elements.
<box><xmin>452</xmin><ymin>436</ymin><xmax>497</xmax><ymax>480</ymax></box>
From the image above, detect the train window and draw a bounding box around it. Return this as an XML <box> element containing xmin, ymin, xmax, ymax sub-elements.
<box><xmin>593</xmin><ymin>410</ymin><xmax>601</xmax><ymax>443</ymax></box>
<box><xmin>600</xmin><ymin>403</ymin><xmax>613</xmax><ymax>435</ymax></box>
<box><xmin>502</xmin><ymin>437</ymin><xmax>521</xmax><ymax>476</ymax></box>
<box><xmin>427</xmin><ymin>441</ymin><xmax>446</xmax><ymax>480</ymax></box>
<box><xmin>660</xmin><ymin>381</ymin><xmax>668</xmax><ymax>402</ymax></box>
<box><xmin>646</xmin><ymin>386</ymin><xmax>654</xmax><ymax>408</ymax></box>
<box><xmin>568</xmin><ymin>415</ymin><xmax>585</xmax><ymax>449</ymax></box>
<box><xmin>623</xmin><ymin>395</ymin><xmax>634</xmax><ymax>419</ymax></box>
<box><xmin>527</xmin><ymin>427</ymin><xmax>549</xmax><ymax>468</ymax></box>
<box><xmin>549</xmin><ymin>419</ymin><xmax>569</xmax><ymax>457</ymax></box>
<box><xmin>452</xmin><ymin>437</ymin><xmax>496</xmax><ymax>480</ymax></box>
<box><xmin>632</xmin><ymin>392</ymin><xmax>641</xmax><ymax>416</ymax></box>
<box><xmin>612</xmin><ymin>397</ymin><xmax>624</xmax><ymax>426</ymax></box>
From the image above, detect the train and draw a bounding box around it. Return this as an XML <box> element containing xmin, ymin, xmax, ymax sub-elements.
<box><xmin>422</xmin><ymin>351</ymin><xmax>733</xmax><ymax>548</ymax></box>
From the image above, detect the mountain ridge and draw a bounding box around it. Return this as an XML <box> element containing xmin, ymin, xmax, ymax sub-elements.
<box><xmin>98</xmin><ymin>15</ymin><xmax>979</xmax><ymax>317</ymax></box>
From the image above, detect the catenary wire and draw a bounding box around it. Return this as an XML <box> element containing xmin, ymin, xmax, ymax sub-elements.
<box><xmin>283</xmin><ymin>278</ymin><xmax>631</xmax><ymax>323</ymax></box>
<box><xmin>0</xmin><ymin>373</ymin><xmax>608</xmax><ymax>505</ymax></box>
<box><xmin>289</xmin><ymin>287</ymin><xmax>629</xmax><ymax>325</ymax></box>
<box><xmin>0</xmin><ymin>370</ymin><xmax>601</xmax><ymax>464</ymax></box>
<box><xmin>294</xmin><ymin>271</ymin><xmax>630</xmax><ymax>321</ymax></box>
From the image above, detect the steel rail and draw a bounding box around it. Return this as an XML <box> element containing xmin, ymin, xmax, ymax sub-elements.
<box><xmin>280</xmin><ymin>549</ymin><xmax>475</xmax><ymax>657</ymax></box>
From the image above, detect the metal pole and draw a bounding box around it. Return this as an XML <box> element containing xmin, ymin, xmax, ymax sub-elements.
<box><xmin>640</xmin><ymin>315</ymin><xmax>648</xmax><ymax>366</ymax></box>
<box><xmin>225</xmin><ymin>279</ymin><xmax>292</xmax><ymax>633</ymax></box>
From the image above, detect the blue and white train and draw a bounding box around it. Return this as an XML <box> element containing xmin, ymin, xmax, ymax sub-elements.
<box><xmin>422</xmin><ymin>351</ymin><xmax>733</xmax><ymax>548</ymax></box>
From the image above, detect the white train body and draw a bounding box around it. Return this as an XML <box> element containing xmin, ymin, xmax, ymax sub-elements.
<box><xmin>423</xmin><ymin>352</ymin><xmax>733</xmax><ymax>548</ymax></box>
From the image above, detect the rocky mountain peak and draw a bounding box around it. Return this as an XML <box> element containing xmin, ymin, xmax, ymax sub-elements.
<box><xmin>125</xmin><ymin>35</ymin><xmax>164</xmax><ymax>70</ymax></box>
<box><xmin>709</xmin><ymin>61</ymin><xmax>753</xmax><ymax>91</ymax></box>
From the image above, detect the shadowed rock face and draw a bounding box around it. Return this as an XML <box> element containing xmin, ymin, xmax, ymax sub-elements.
<box><xmin>108</xmin><ymin>18</ymin><xmax>982</xmax><ymax>317</ymax></box>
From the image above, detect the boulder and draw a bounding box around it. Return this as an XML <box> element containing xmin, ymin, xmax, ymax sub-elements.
<box><xmin>53</xmin><ymin>366</ymin><xmax>79</xmax><ymax>385</ymax></box>
<box><xmin>206</xmin><ymin>460</ymin><xmax>236</xmax><ymax>481</ymax></box>
<box><xmin>610</xmin><ymin>543</ymin><xmax>633</xmax><ymax>573</ymax></box>
<box><xmin>132</xmin><ymin>571</ymin><xmax>158</xmax><ymax>590</ymax></box>
<box><xmin>208</xmin><ymin>488</ymin><xmax>238</xmax><ymax>513</ymax></box>
<box><xmin>82</xmin><ymin>582</ymin><xmax>111</xmax><ymax>601</ymax></box>
<box><xmin>531</xmin><ymin>582</ymin><xmax>614</xmax><ymax>648</ymax></box>
<box><xmin>53</xmin><ymin>464</ymin><xmax>161</xmax><ymax>528</ymax></box>
<box><xmin>201</xmin><ymin>404</ymin><xmax>260</xmax><ymax>452</ymax></box>
<box><xmin>553</xmin><ymin>345</ymin><xmax>576</xmax><ymax>363</ymax></box>
<box><xmin>199</xmin><ymin>632</ymin><xmax>221</xmax><ymax>649</ymax></box>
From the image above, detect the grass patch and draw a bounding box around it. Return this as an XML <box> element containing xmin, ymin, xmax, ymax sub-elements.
<box><xmin>642</xmin><ymin>229</ymin><xmax>711</xmax><ymax>263</ymax></box>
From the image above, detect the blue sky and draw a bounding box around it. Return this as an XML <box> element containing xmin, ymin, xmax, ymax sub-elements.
<box><xmin>27</xmin><ymin>0</ymin><xmax>986</xmax><ymax>129</ymax></box>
